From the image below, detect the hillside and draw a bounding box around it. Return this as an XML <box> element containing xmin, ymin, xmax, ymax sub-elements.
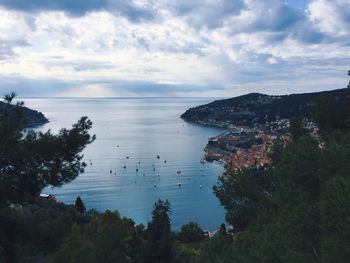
<box><xmin>0</xmin><ymin>101</ymin><xmax>49</xmax><ymax>127</ymax></box>
<box><xmin>181</xmin><ymin>88</ymin><xmax>350</xmax><ymax>128</ymax></box>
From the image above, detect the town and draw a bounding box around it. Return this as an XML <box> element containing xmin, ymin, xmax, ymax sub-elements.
<box><xmin>203</xmin><ymin>118</ymin><xmax>319</xmax><ymax>172</ymax></box>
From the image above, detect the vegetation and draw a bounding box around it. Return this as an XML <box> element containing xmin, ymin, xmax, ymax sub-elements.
<box><xmin>181</xmin><ymin>87</ymin><xmax>350</xmax><ymax>127</ymax></box>
<box><xmin>0</xmin><ymin>92</ymin><xmax>48</xmax><ymax>127</ymax></box>
<box><xmin>75</xmin><ymin>196</ymin><xmax>86</xmax><ymax>214</ymax></box>
<box><xmin>0</xmin><ymin>94</ymin><xmax>95</xmax><ymax>204</ymax></box>
<box><xmin>208</xmin><ymin>90</ymin><xmax>350</xmax><ymax>262</ymax></box>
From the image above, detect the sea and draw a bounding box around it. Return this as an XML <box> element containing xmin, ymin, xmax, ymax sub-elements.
<box><xmin>25</xmin><ymin>97</ymin><xmax>226</xmax><ymax>231</ymax></box>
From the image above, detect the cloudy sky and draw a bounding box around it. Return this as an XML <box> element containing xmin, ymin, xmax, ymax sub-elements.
<box><xmin>0</xmin><ymin>0</ymin><xmax>349</xmax><ymax>97</ymax></box>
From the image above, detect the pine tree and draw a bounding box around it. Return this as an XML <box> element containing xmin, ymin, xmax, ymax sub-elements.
<box><xmin>75</xmin><ymin>196</ymin><xmax>86</xmax><ymax>214</ymax></box>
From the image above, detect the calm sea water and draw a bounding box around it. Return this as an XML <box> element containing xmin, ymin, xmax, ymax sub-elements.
<box><xmin>25</xmin><ymin>98</ymin><xmax>225</xmax><ymax>230</ymax></box>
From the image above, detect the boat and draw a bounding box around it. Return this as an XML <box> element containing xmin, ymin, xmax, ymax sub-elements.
<box><xmin>178</xmin><ymin>183</ymin><xmax>182</xmax><ymax>187</ymax></box>
<box><xmin>136</xmin><ymin>168</ymin><xmax>139</xmax><ymax>172</ymax></box>
<box><xmin>123</xmin><ymin>165</ymin><xmax>126</xmax><ymax>169</ymax></box>
<box><xmin>164</xmin><ymin>160</ymin><xmax>167</xmax><ymax>163</ymax></box>
<box><xmin>199</xmin><ymin>184</ymin><xmax>202</xmax><ymax>188</ymax></box>
<box><xmin>154</xmin><ymin>184</ymin><xmax>157</xmax><ymax>188</ymax></box>
<box><xmin>177</xmin><ymin>170</ymin><xmax>181</xmax><ymax>174</ymax></box>
<box><xmin>109</xmin><ymin>169</ymin><xmax>112</xmax><ymax>174</ymax></box>
<box><xmin>157</xmin><ymin>155</ymin><xmax>160</xmax><ymax>159</ymax></box>
<box><xmin>126</xmin><ymin>156</ymin><xmax>129</xmax><ymax>159</ymax></box>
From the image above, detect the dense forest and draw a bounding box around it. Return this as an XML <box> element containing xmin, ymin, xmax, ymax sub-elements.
<box><xmin>1</xmin><ymin>76</ymin><xmax>350</xmax><ymax>262</ymax></box>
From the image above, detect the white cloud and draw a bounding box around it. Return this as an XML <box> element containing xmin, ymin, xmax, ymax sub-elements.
<box><xmin>0</xmin><ymin>0</ymin><xmax>349</xmax><ymax>97</ymax></box>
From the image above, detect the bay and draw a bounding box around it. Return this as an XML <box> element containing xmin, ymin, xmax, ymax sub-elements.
<box><xmin>25</xmin><ymin>97</ymin><xmax>225</xmax><ymax>230</ymax></box>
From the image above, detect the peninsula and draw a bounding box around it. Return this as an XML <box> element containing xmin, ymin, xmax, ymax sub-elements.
<box><xmin>0</xmin><ymin>101</ymin><xmax>49</xmax><ymax>127</ymax></box>
<box><xmin>181</xmin><ymin>88</ymin><xmax>350</xmax><ymax>130</ymax></box>
<box><xmin>182</xmin><ymin>88</ymin><xmax>350</xmax><ymax>171</ymax></box>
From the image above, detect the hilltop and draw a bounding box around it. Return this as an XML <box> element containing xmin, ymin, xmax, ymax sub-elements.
<box><xmin>181</xmin><ymin>88</ymin><xmax>350</xmax><ymax>128</ymax></box>
<box><xmin>0</xmin><ymin>101</ymin><xmax>48</xmax><ymax>127</ymax></box>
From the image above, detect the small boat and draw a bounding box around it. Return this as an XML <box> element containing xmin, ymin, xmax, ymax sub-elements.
<box><xmin>157</xmin><ymin>155</ymin><xmax>160</xmax><ymax>159</ymax></box>
<box><xmin>109</xmin><ymin>169</ymin><xmax>112</xmax><ymax>174</ymax></box>
<box><xmin>188</xmin><ymin>177</ymin><xmax>191</xmax><ymax>180</ymax></box>
<box><xmin>199</xmin><ymin>184</ymin><xmax>202</xmax><ymax>188</ymax></box>
<box><xmin>123</xmin><ymin>165</ymin><xmax>126</xmax><ymax>169</ymax></box>
<box><xmin>177</xmin><ymin>170</ymin><xmax>181</xmax><ymax>174</ymax></box>
<box><xmin>126</xmin><ymin>156</ymin><xmax>129</xmax><ymax>159</ymax></box>
<box><xmin>136</xmin><ymin>168</ymin><xmax>139</xmax><ymax>172</ymax></box>
<box><xmin>138</xmin><ymin>161</ymin><xmax>141</xmax><ymax>165</ymax></box>
<box><xmin>178</xmin><ymin>183</ymin><xmax>182</xmax><ymax>187</ymax></box>
<box><xmin>164</xmin><ymin>160</ymin><xmax>167</xmax><ymax>163</ymax></box>
<box><xmin>154</xmin><ymin>184</ymin><xmax>157</xmax><ymax>188</ymax></box>
<box><xmin>117</xmin><ymin>145</ymin><xmax>119</xmax><ymax>148</ymax></box>
<box><xmin>153</xmin><ymin>168</ymin><xmax>156</xmax><ymax>171</ymax></box>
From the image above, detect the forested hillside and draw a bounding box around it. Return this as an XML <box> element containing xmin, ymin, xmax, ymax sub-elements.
<box><xmin>181</xmin><ymin>88</ymin><xmax>350</xmax><ymax>127</ymax></box>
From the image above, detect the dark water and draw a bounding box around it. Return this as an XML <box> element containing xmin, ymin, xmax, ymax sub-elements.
<box><xmin>25</xmin><ymin>97</ymin><xmax>225</xmax><ymax>230</ymax></box>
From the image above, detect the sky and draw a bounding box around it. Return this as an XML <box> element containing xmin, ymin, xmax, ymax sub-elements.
<box><xmin>0</xmin><ymin>0</ymin><xmax>349</xmax><ymax>97</ymax></box>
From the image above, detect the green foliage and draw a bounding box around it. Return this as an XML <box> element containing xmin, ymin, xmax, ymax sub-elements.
<box><xmin>0</xmin><ymin>94</ymin><xmax>95</xmax><ymax>204</ymax></box>
<box><xmin>213</xmin><ymin>169</ymin><xmax>273</xmax><ymax>233</ymax></box>
<box><xmin>0</xmin><ymin>198</ymin><xmax>84</xmax><ymax>262</ymax></box>
<box><xmin>75</xmin><ymin>196</ymin><xmax>86</xmax><ymax>214</ymax></box>
<box><xmin>145</xmin><ymin>199</ymin><xmax>173</xmax><ymax>263</ymax></box>
<box><xmin>3</xmin><ymin>91</ymin><xmax>17</xmax><ymax>104</ymax></box>
<box><xmin>177</xmin><ymin>222</ymin><xmax>204</xmax><ymax>243</ymax></box>
<box><xmin>48</xmin><ymin>210</ymin><xmax>135</xmax><ymax>263</ymax></box>
<box><xmin>312</xmin><ymin>96</ymin><xmax>350</xmax><ymax>132</ymax></box>
<box><xmin>288</xmin><ymin>117</ymin><xmax>307</xmax><ymax>141</ymax></box>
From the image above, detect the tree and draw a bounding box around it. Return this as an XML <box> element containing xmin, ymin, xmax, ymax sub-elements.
<box><xmin>178</xmin><ymin>222</ymin><xmax>204</xmax><ymax>243</ymax></box>
<box><xmin>145</xmin><ymin>199</ymin><xmax>173</xmax><ymax>263</ymax></box>
<box><xmin>288</xmin><ymin>117</ymin><xmax>307</xmax><ymax>141</ymax></box>
<box><xmin>213</xmin><ymin>169</ymin><xmax>273</xmax><ymax>233</ymax></box>
<box><xmin>0</xmin><ymin>93</ymin><xmax>95</xmax><ymax>204</ymax></box>
<box><xmin>75</xmin><ymin>196</ymin><xmax>86</xmax><ymax>214</ymax></box>
<box><xmin>312</xmin><ymin>95</ymin><xmax>350</xmax><ymax>132</ymax></box>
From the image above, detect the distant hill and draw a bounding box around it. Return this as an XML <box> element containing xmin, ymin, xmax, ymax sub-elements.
<box><xmin>0</xmin><ymin>101</ymin><xmax>49</xmax><ymax>127</ymax></box>
<box><xmin>181</xmin><ymin>88</ymin><xmax>350</xmax><ymax>128</ymax></box>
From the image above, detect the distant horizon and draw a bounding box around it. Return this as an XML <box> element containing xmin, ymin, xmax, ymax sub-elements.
<box><xmin>17</xmin><ymin>86</ymin><xmax>348</xmax><ymax>100</ymax></box>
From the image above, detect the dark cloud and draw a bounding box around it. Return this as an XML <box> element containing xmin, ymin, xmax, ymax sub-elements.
<box><xmin>0</xmin><ymin>0</ymin><xmax>154</xmax><ymax>21</ymax></box>
<box><xmin>167</xmin><ymin>0</ymin><xmax>245</xmax><ymax>29</ymax></box>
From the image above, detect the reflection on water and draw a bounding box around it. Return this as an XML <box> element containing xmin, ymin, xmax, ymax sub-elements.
<box><xmin>25</xmin><ymin>97</ymin><xmax>225</xmax><ymax>230</ymax></box>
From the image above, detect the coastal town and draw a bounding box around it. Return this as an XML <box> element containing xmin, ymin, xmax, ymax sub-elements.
<box><xmin>203</xmin><ymin>118</ymin><xmax>319</xmax><ymax>172</ymax></box>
